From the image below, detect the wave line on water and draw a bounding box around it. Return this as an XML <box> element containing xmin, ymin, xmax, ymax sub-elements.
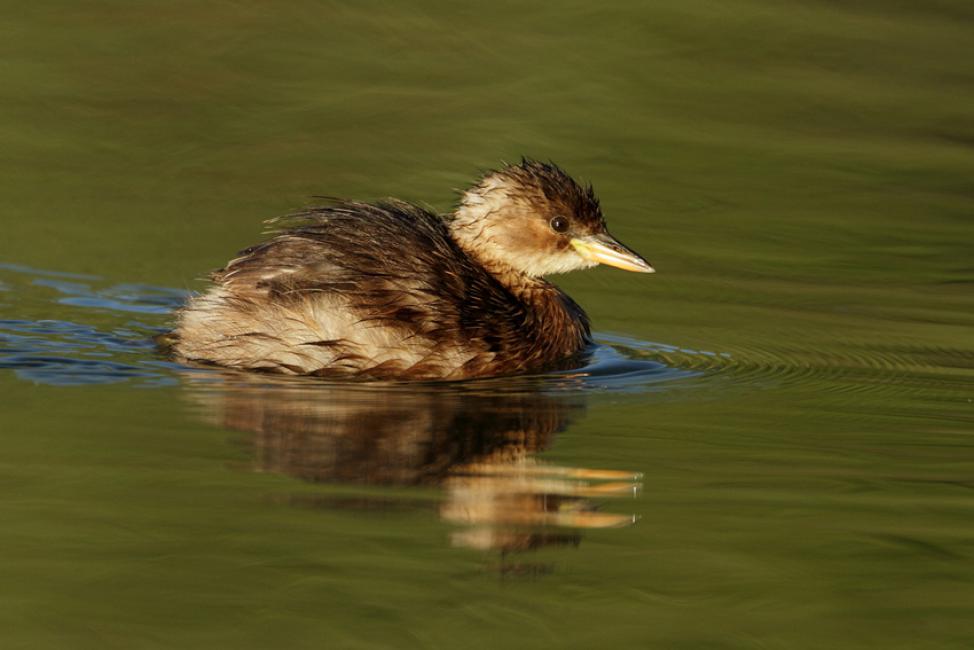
<box><xmin>6</xmin><ymin>263</ymin><xmax>965</xmax><ymax>399</ymax></box>
<box><xmin>0</xmin><ymin>263</ymin><xmax>703</xmax><ymax>392</ymax></box>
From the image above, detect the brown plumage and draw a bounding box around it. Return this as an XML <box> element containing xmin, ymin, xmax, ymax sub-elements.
<box><xmin>166</xmin><ymin>159</ymin><xmax>653</xmax><ymax>380</ymax></box>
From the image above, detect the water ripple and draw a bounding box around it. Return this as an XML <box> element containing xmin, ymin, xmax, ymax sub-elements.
<box><xmin>608</xmin><ymin>334</ymin><xmax>973</xmax><ymax>399</ymax></box>
<box><xmin>0</xmin><ymin>265</ymin><xmax>186</xmax><ymax>386</ymax></box>
<box><xmin>0</xmin><ymin>263</ymin><xmax>702</xmax><ymax>391</ymax></box>
<box><xmin>2</xmin><ymin>262</ymin><xmax>970</xmax><ymax>398</ymax></box>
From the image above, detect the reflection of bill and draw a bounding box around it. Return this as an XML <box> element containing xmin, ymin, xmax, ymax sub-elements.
<box><xmin>182</xmin><ymin>372</ymin><xmax>640</xmax><ymax>555</ymax></box>
<box><xmin>443</xmin><ymin>461</ymin><xmax>639</xmax><ymax>553</ymax></box>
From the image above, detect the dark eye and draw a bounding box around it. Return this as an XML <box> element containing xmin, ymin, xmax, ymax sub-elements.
<box><xmin>549</xmin><ymin>215</ymin><xmax>569</xmax><ymax>233</ymax></box>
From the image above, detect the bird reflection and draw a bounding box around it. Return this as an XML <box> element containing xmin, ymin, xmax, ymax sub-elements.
<box><xmin>182</xmin><ymin>372</ymin><xmax>640</xmax><ymax>558</ymax></box>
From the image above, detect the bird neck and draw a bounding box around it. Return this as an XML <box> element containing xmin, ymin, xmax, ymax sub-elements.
<box><xmin>453</xmin><ymin>233</ymin><xmax>589</xmax><ymax>347</ymax></box>
<box><xmin>447</xmin><ymin>212</ymin><xmax>590</xmax><ymax>356</ymax></box>
<box><xmin>451</xmin><ymin>234</ymin><xmax>544</xmax><ymax>299</ymax></box>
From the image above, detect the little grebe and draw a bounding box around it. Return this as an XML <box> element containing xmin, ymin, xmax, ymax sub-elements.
<box><xmin>167</xmin><ymin>159</ymin><xmax>653</xmax><ymax>380</ymax></box>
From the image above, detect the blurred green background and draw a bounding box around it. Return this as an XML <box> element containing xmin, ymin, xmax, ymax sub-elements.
<box><xmin>1</xmin><ymin>1</ymin><xmax>973</xmax><ymax>648</ymax></box>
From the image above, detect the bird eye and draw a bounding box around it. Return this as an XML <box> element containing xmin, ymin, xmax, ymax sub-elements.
<box><xmin>550</xmin><ymin>216</ymin><xmax>569</xmax><ymax>233</ymax></box>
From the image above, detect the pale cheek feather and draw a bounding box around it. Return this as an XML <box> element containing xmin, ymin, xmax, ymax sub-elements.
<box><xmin>530</xmin><ymin>249</ymin><xmax>598</xmax><ymax>276</ymax></box>
<box><xmin>456</xmin><ymin>182</ymin><xmax>594</xmax><ymax>277</ymax></box>
<box><xmin>482</xmin><ymin>240</ymin><xmax>595</xmax><ymax>277</ymax></box>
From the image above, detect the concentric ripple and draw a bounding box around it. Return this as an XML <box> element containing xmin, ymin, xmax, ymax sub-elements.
<box><xmin>2</xmin><ymin>262</ymin><xmax>969</xmax><ymax>398</ymax></box>
<box><xmin>0</xmin><ymin>263</ymin><xmax>705</xmax><ymax>391</ymax></box>
<box><xmin>605</xmin><ymin>333</ymin><xmax>973</xmax><ymax>399</ymax></box>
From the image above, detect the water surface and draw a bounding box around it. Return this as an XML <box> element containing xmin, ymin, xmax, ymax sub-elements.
<box><xmin>2</xmin><ymin>2</ymin><xmax>973</xmax><ymax>648</ymax></box>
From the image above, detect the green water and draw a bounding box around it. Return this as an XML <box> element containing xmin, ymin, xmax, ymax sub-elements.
<box><xmin>2</xmin><ymin>1</ymin><xmax>973</xmax><ymax>648</ymax></box>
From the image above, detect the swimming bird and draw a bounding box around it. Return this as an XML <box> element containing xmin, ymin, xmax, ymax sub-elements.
<box><xmin>166</xmin><ymin>159</ymin><xmax>654</xmax><ymax>380</ymax></box>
